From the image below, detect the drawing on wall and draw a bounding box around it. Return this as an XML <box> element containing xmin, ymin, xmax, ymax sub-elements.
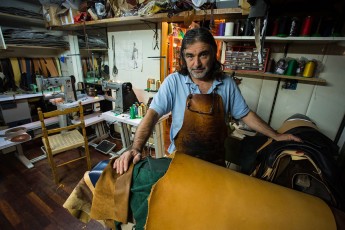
<box><xmin>117</xmin><ymin>39</ymin><xmax>142</xmax><ymax>71</ymax></box>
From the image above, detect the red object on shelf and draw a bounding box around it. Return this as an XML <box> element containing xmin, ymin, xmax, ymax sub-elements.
<box><xmin>300</xmin><ymin>16</ymin><xmax>313</xmax><ymax>36</ymax></box>
<box><xmin>223</xmin><ymin>46</ymin><xmax>270</xmax><ymax>73</ymax></box>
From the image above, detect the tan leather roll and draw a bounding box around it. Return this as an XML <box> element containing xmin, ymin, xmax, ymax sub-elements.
<box><xmin>145</xmin><ymin>153</ymin><xmax>336</xmax><ymax>230</ymax></box>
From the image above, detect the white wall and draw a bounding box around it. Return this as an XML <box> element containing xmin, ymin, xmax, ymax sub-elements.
<box><xmin>236</xmin><ymin>42</ymin><xmax>345</xmax><ymax>149</ymax></box>
<box><xmin>107</xmin><ymin>24</ymin><xmax>161</xmax><ymax>104</ymax></box>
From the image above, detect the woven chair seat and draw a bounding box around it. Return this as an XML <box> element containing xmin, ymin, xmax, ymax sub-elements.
<box><xmin>43</xmin><ymin>129</ymin><xmax>84</xmax><ymax>155</ymax></box>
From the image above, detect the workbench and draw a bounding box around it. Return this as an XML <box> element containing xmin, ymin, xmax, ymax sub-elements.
<box><xmin>0</xmin><ymin>95</ymin><xmax>107</xmax><ymax>168</ymax></box>
<box><xmin>0</xmin><ymin>117</ymin><xmax>59</xmax><ymax>168</ymax></box>
<box><xmin>102</xmin><ymin>111</ymin><xmax>169</xmax><ymax>158</ymax></box>
<box><xmin>0</xmin><ymin>93</ymin><xmax>43</xmax><ymax>127</ymax></box>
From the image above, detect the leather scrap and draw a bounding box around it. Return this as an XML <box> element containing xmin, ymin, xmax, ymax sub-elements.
<box><xmin>90</xmin><ymin>158</ymin><xmax>134</xmax><ymax>226</ymax></box>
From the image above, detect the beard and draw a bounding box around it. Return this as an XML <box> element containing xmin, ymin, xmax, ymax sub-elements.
<box><xmin>188</xmin><ymin>67</ymin><xmax>210</xmax><ymax>79</ymax></box>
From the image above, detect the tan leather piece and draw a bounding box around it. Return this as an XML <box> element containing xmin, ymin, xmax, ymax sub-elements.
<box><xmin>90</xmin><ymin>158</ymin><xmax>133</xmax><ymax>225</ymax></box>
<box><xmin>146</xmin><ymin>153</ymin><xmax>336</xmax><ymax>230</ymax></box>
<box><xmin>83</xmin><ymin>171</ymin><xmax>95</xmax><ymax>194</ymax></box>
<box><xmin>277</xmin><ymin>119</ymin><xmax>318</xmax><ymax>134</ymax></box>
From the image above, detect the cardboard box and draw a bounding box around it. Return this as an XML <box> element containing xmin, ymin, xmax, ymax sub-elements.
<box><xmin>42</xmin><ymin>4</ymin><xmax>62</xmax><ymax>27</ymax></box>
<box><xmin>57</xmin><ymin>8</ymin><xmax>79</xmax><ymax>25</ymax></box>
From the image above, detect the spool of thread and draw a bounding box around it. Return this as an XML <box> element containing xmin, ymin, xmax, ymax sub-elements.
<box><xmin>277</xmin><ymin>16</ymin><xmax>290</xmax><ymax>37</ymax></box>
<box><xmin>289</xmin><ymin>17</ymin><xmax>300</xmax><ymax>36</ymax></box>
<box><xmin>218</xmin><ymin>23</ymin><xmax>225</xmax><ymax>36</ymax></box>
<box><xmin>147</xmin><ymin>78</ymin><xmax>151</xmax><ymax>89</ymax></box>
<box><xmin>150</xmin><ymin>79</ymin><xmax>156</xmax><ymax>90</ymax></box>
<box><xmin>224</xmin><ymin>22</ymin><xmax>235</xmax><ymax>36</ymax></box>
<box><xmin>296</xmin><ymin>60</ymin><xmax>306</xmax><ymax>76</ymax></box>
<box><xmin>156</xmin><ymin>80</ymin><xmax>161</xmax><ymax>90</ymax></box>
<box><xmin>130</xmin><ymin>105</ymin><xmax>136</xmax><ymax>119</ymax></box>
<box><xmin>302</xmin><ymin>61</ymin><xmax>316</xmax><ymax>78</ymax></box>
<box><xmin>138</xmin><ymin>105</ymin><xmax>143</xmax><ymax>118</ymax></box>
<box><xmin>244</xmin><ymin>18</ymin><xmax>253</xmax><ymax>36</ymax></box>
<box><xmin>285</xmin><ymin>59</ymin><xmax>298</xmax><ymax>76</ymax></box>
<box><xmin>300</xmin><ymin>16</ymin><xmax>313</xmax><ymax>36</ymax></box>
<box><xmin>312</xmin><ymin>17</ymin><xmax>323</xmax><ymax>37</ymax></box>
<box><xmin>234</xmin><ymin>20</ymin><xmax>241</xmax><ymax>36</ymax></box>
<box><xmin>271</xmin><ymin>18</ymin><xmax>279</xmax><ymax>36</ymax></box>
<box><xmin>141</xmin><ymin>103</ymin><xmax>147</xmax><ymax>116</ymax></box>
<box><xmin>266</xmin><ymin>58</ymin><xmax>275</xmax><ymax>73</ymax></box>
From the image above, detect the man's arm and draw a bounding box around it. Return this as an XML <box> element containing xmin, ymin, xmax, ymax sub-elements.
<box><xmin>113</xmin><ymin>109</ymin><xmax>160</xmax><ymax>174</ymax></box>
<box><xmin>132</xmin><ymin>109</ymin><xmax>160</xmax><ymax>153</ymax></box>
<box><xmin>241</xmin><ymin>111</ymin><xmax>301</xmax><ymax>142</ymax></box>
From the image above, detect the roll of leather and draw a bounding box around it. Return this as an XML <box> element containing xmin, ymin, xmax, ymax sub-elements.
<box><xmin>146</xmin><ymin>153</ymin><xmax>336</xmax><ymax>230</ymax></box>
<box><xmin>10</xmin><ymin>58</ymin><xmax>21</xmax><ymax>87</ymax></box>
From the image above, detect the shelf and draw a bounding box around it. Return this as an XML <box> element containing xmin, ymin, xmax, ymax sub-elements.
<box><xmin>57</xmin><ymin>8</ymin><xmax>242</xmax><ymax>30</ymax></box>
<box><xmin>214</xmin><ymin>36</ymin><xmax>345</xmax><ymax>44</ymax></box>
<box><xmin>0</xmin><ymin>12</ymin><xmax>44</xmax><ymax>26</ymax></box>
<box><xmin>144</xmin><ymin>89</ymin><xmax>158</xmax><ymax>93</ymax></box>
<box><xmin>5</xmin><ymin>44</ymin><xmax>67</xmax><ymax>50</ymax></box>
<box><xmin>225</xmin><ymin>70</ymin><xmax>327</xmax><ymax>85</ymax></box>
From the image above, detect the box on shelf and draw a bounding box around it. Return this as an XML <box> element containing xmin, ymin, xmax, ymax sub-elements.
<box><xmin>57</xmin><ymin>8</ymin><xmax>79</xmax><ymax>25</ymax></box>
<box><xmin>42</xmin><ymin>4</ymin><xmax>62</xmax><ymax>27</ymax></box>
<box><xmin>223</xmin><ymin>46</ymin><xmax>270</xmax><ymax>72</ymax></box>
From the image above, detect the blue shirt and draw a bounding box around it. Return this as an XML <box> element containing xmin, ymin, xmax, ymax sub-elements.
<box><xmin>150</xmin><ymin>72</ymin><xmax>250</xmax><ymax>153</ymax></box>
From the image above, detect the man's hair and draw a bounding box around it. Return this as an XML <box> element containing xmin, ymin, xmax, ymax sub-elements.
<box><xmin>178</xmin><ymin>27</ymin><xmax>223</xmax><ymax>80</ymax></box>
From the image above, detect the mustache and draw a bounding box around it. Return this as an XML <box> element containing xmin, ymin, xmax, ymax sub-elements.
<box><xmin>191</xmin><ymin>67</ymin><xmax>205</xmax><ymax>71</ymax></box>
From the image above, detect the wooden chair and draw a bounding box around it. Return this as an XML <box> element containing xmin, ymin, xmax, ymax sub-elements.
<box><xmin>37</xmin><ymin>102</ymin><xmax>91</xmax><ymax>184</ymax></box>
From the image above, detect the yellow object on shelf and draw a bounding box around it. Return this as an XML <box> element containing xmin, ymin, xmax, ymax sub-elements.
<box><xmin>303</xmin><ymin>60</ymin><xmax>316</xmax><ymax>78</ymax></box>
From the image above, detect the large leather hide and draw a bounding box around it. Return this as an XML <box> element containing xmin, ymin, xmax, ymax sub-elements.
<box><xmin>145</xmin><ymin>153</ymin><xmax>336</xmax><ymax>230</ymax></box>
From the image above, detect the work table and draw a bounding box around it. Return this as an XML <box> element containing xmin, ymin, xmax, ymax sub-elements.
<box><xmin>0</xmin><ymin>92</ymin><xmax>43</xmax><ymax>102</ymax></box>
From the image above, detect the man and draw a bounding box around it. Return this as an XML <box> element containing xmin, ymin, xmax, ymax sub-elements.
<box><xmin>114</xmin><ymin>27</ymin><xmax>301</xmax><ymax>174</ymax></box>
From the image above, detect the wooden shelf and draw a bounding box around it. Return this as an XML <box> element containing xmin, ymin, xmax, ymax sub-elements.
<box><xmin>57</xmin><ymin>8</ymin><xmax>242</xmax><ymax>30</ymax></box>
<box><xmin>214</xmin><ymin>36</ymin><xmax>345</xmax><ymax>44</ymax></box>
<box><xmin>225</xmin><ymin>70</ymin><xmax>327</xmax><ymax>85</ymax></box>
<box><xmin>5</xmin><ymin>44</ymin><xmax>67</xmax><ymax>50</ymax></box>
<box><xmin>0</xmin><ymin>12</ymin><xmax>44</xmax><ymax>26</ymax></box>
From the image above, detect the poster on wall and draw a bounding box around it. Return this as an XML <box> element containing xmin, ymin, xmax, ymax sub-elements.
<box><xmin>117</xmin><ymin>40</ymin><xmax>143</xmax><ymax>71</ymax></box>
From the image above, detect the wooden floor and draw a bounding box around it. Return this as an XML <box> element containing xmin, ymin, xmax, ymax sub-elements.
<box><xmin>0</xmin><ymin>122</ymin><xmax>171</xmax><ymax>230</ymax></box>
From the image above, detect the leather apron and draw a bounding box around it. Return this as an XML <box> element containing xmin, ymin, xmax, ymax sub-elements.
<box><xmin>174</xmin><ymin>91</ymin><xmax>227</xmax><ymax>166</ymax></box>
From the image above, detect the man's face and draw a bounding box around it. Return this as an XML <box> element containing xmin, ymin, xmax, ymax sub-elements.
<box><xmin>184</xmin><ymin>41</ymin><xmax>213</xmax><ymax>79</ymax></box>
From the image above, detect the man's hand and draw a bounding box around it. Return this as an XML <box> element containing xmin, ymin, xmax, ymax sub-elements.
<box><xmin>113</xmin><ymin>149</ymin><xmax>142</xmax><ymax>174</ymax></box>
<box><xmin>274</xmin><ymin>133</ymin><xmax>302</xmax><ymax>142</ymax></box>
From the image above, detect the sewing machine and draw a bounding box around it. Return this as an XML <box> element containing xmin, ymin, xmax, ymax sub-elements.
<box><xmin>101</xmin><ymin>81</ymin><xmax>138</xmax><ymax>114</ymax></box>
<box><xmin>36</xmin><ymin>76</ymin><xmax>76</xmax><ymax>103</ymax></box>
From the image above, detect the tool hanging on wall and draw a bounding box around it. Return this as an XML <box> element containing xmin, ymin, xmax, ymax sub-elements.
<box><xmin>247</xmin><ymin>0</ymin><xmax>270</xmax><ymax>65</ymax></box>
<box><xmin>112</xmin><ymin>35</ymin><xmax>118</xmax><ymax>77</ymax></box>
